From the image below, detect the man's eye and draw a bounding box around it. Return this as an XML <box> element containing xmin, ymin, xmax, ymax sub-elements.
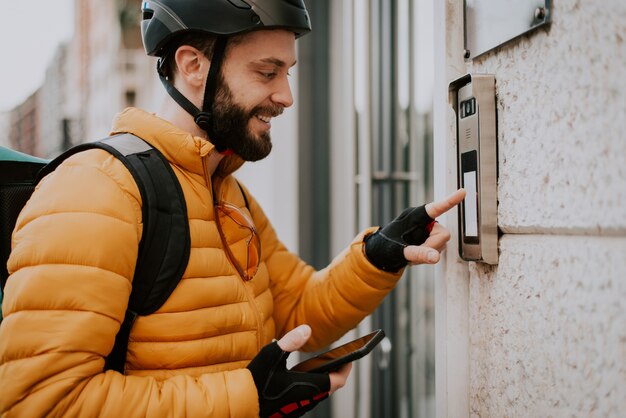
<box><xmin>261</xmin><ymin>72</ymin><xmax>277</xmax><ymax>79</ymax></box>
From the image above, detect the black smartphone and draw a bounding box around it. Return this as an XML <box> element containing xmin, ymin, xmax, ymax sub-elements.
<box><xmin>290</xmin><ymin>329</ymin><xmax>385</xmax><ymax>373</ymax></box>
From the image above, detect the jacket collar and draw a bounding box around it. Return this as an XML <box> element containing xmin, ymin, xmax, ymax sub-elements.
<box><xmin>110</xmin><ymin>107</ymin><xmax>245</xmax><ymax>177</ymax></box>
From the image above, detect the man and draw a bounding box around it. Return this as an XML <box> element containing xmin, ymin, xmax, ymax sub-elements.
<box><xmin>0</xmin><ymin>1</ymin><xmax>465</xmax><ymax>417</ymax></box>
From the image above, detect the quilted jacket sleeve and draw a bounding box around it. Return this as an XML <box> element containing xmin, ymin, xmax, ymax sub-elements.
<box><xmin>245</xmin><ymin>185</ymin><xmax>404</xmax><ymax>351</ymax></box>
<box><xmin>0</xmin><ymin>150</ymin><xmax>257</xmax><ymax>418</ymax></box>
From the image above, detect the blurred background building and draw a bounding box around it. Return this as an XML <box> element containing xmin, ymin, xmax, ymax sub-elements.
<box><xmin>2</xmin><ymin>0</ymin><xmax>624</xmax><ymax>417</ymax></box>
<box><xmin>5</xmin><ymin>0</ymin><xmax>162</xmax><ymax>158</ymax></box>
<box><xmin>0</xmin><ymin>112</ymin><xmax>9</xmax><ymax>148</ymax></box>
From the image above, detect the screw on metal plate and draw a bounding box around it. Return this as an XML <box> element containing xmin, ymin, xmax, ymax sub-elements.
<box><xmin>534</xmin><ymin>7</ymin><xmax>546</xmax><ymax>20</ymax></box>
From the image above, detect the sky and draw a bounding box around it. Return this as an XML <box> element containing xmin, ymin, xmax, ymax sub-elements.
<box><xmin>0</xmin><ymin>0</ymin><xmax>75</xmax><ymax>112</ymax></box>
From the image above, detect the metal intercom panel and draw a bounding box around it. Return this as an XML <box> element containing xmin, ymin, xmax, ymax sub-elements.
<box><xmin>449</xmin><ymin>74</ymin><xmax>498</xmax><ymax>265</ymax></box>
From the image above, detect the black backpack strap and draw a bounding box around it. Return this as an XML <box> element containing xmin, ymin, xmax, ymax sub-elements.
<box><xmin>98</xmin><ymin>135</ymin><xmax>190</xmax><ymax>315</ymax></box>
<box><xmin>40</xmin><ymin>134</ymin><xmax>190</xmax><ymax>373</ymax></box>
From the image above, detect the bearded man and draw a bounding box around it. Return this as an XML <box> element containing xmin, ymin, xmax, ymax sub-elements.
<box><xmin>0</xmin><ymin>1</ymin><xmax>464</xmax><ymax>417</ymax></box>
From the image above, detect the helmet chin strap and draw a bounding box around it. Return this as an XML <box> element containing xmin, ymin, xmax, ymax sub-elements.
<box><xmin>157</xmin><ymin>37</ymin><xmax>230</xmax><ymax>152</ymax></box>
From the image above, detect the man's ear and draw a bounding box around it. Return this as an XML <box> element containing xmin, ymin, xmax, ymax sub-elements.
<box><xmin>174</xmin><ymin>45</ymin><xmax>208</xmax><ymax>88</ymax></box>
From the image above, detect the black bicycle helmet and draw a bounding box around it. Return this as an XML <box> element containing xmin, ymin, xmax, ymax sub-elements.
<box><xmin>140</xmin><ymin>0</ymin><xmax>311</xmax><ymax>151</ymax></box>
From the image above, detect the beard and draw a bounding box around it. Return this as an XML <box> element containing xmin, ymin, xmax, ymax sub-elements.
<box><xmin>209</xmin><ymin>74</ymin><xmax>283</xmax><ymax>161</ymax></box>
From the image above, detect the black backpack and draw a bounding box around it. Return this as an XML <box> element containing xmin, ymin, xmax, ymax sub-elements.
<box><xmin>0</xmin><ymin>134</ymin><xmax>190</xmax><ymax>373</ymax></box>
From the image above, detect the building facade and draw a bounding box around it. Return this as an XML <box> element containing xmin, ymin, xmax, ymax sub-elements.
<box><xmin>75</xmin><ymin>0</ymin><xmax>161</xmax><ymax>141</ymax></box>
<box><xmin>0</xmin><ymin>112</ymin><xmax>10</xmax><ymax>148</ymax></box>
<box><xmin>39</xmin><ymin>43</ymin><xmax>73</xmax><ymax>158</ymax></box>
<box><xmin>6</xmin><ymin>0</ymin><xmax>162</xmax><ymax>158</ymax></box>
<box><xmin>302</xmin><ymin>0</ymin><xmax>626</xmax><ymax>417</ymax></box>
<box><xmin>8</xmin><ymin>91</ymin><xmax>40</xmax><ymax>157</ymax></box>
<box><xmin>286</xmin><ymin>0</ymin><xmax>626</xmax><ymax>418</ymax></box>
<box><xmin>435</xmin><ymin>1</ymin><xmax>626</xmax><ymax>417</ymax></box>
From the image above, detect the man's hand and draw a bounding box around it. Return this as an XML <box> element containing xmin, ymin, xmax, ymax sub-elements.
<box><xmin>364</xmin><ymin>189</ymin><xmax>466</xmax><ymax>271</ymax></box>
<box><xmin>277</xmin><ymin>325</ymin><xmax>352</xmax><ymax>395</ymax></box>
<box><xmin>247</xmin><ymin>325</ymin><xmax>352</xmax><ymax>418</ymax></box>
<box><xmin>403</xmin><ymin>189</ymin><xmax>466</xmax><ymax>265</ymax></box>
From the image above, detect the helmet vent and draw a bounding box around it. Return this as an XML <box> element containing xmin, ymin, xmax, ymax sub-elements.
<box><xmin>142</xmin><ymin>9</ymin><xmax>154</xmax><ymax>20</ymax></box>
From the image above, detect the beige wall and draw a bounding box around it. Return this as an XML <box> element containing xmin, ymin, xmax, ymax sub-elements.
<box><xmin>438</xmin><ymin>0</ymin><xmax>626</xmax><ymax>416</ymax></box>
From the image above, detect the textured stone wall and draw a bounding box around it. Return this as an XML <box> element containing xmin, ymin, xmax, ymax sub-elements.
<box><xmin>463</xmin><ymin>0</ymin><xmax>626</xmax><ymax>416</ymax></box>
<box><xmin>469</xmin><ymin>236</ymin><xmax>625</xmax><ymax>417</ymax></box>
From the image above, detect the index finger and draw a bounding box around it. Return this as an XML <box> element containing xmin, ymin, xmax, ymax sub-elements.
<box><xmin>425</xmin><ymin>189</ymin><xmax>466</xmax><ymax>219</ymax></box>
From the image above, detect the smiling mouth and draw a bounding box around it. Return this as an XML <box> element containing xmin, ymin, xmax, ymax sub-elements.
<box><xmin>255</xmin><ymin>114</ymin><xmax>272</xmax><ymax>128</ymax></box>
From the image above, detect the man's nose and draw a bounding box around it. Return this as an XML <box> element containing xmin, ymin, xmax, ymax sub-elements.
<box><xmin>271</xmin><ymin>76</ymin><xmax>294</xmax><ymax>108</ymax></box>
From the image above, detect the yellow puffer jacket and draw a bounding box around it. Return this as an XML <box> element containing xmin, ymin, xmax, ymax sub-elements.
<box><xmin>0</xmin><ymin>108</ymin><xmax>403</xmax><ymax>418</ymax></box>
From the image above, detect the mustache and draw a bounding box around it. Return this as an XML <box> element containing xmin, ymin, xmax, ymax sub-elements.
<box><xmin>249</xmin><ymin>104</ymin><xmax>284</xmax><ymax>118</ymax></box>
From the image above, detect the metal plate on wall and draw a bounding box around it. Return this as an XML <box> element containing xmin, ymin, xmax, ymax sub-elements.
<box><xmin>464</xmin><ymin>0</ymin><xmax>551</xmax><ymax>59</ymax></box>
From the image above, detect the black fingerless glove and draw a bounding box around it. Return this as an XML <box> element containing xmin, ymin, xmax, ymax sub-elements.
<box><xmin>247</xmin><ymin>341</ymin><xmax>330</xmax><ymax>418</ymax></box>
<box><xmin>364</xmin><ymin>205</ymin><xmax>435</xmax><ymax>272</ymax></box>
